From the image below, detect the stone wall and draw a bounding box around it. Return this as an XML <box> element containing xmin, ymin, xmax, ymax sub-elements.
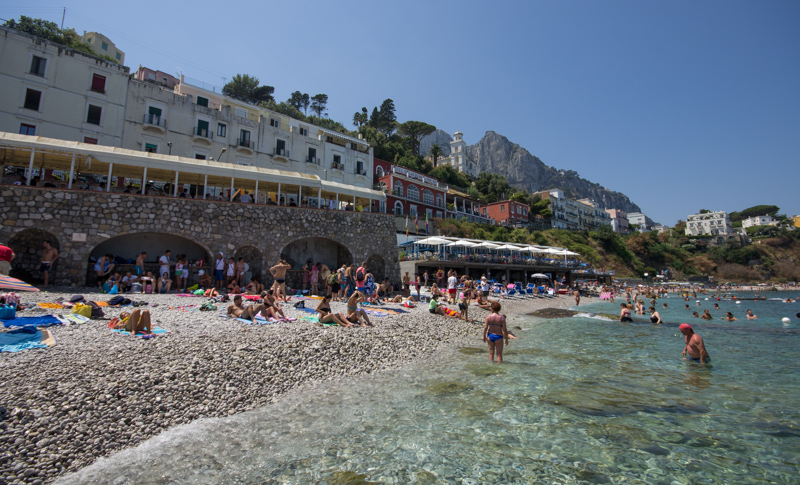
<box><xmin>0</xmin><ymin>186</ymin><xmax>400</xmax><ymax>288</ymax></box>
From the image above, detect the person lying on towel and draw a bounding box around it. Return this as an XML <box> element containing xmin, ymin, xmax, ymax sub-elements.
<box><xmin>111</xmin><ymin>309</ymin><xmax>153</xmax><ymax>335</ymax></box>
<box><xmin>227</xmin><ymin>295</ymin><xmax>276</xmax><ymax>324</ymax></box>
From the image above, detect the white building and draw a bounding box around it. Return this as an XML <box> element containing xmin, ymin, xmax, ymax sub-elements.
<box><xmin>436</xmin><ymin>131</ymin><xmax>478</xmax><ymax>178</ymax></box>
<box><xmin>605</xmin><ymin>208</ymin><xmax>629</xmax><ymax>233</ymax></box>
<box><xmin>80</xmin><ymin>32</ymin><xmax>125</xmax><ymax>65</ymax></box>
<box><xmin>685</xmin><ymin>211</ymin><xmax>733</xmax><ymax>236</ymax></box>
<box><xmin>0</xmin><ymin>25</ymin><xmax>130</xmax><ymax>146</ymax></box>
<box><xmin>534</xmin><ymin>189</ymin><xmax>612</xmax><ymax>230</ymax></box>
<box><xmin>741</xmin><ymin>215</ymin><xmax>774</xmax><ymax>228</ymax></box>
<box><xmin>627</xmin><ymin>212</ymin><xmax>654</xmax><ymax>232</ymax></box>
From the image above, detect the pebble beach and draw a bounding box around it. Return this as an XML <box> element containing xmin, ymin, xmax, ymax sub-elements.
<box><xmin>0</xmin><ymin>289</ymin><xmax>570</xmax><ymax>484</ymax></box>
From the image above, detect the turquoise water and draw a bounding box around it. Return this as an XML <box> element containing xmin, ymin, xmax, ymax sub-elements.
<box><xmin>61</xmin><ymin>292</ymin><xmax>800</xmax><ymax>484</ymax></box>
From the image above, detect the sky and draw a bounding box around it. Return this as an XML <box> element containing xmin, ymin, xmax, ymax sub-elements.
<box><xmin>2</xmin><ymin>0</ymin><xmax>798</xmax><ymax>224</ymax></box>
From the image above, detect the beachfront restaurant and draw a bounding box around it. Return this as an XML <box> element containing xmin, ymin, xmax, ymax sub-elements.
<box><xmin>0</xmin><ymin>133</ymin><xmax>385</xmax><ymax>211</ymax></box>
<box><xmin>399</xmin><ymin>236</ymin><xmax>613</xmax><ymax>288</ymax></box>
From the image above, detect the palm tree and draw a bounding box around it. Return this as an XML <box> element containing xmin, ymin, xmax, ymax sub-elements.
<box><xmin>429</xmin><ymin>144</ymin><xmax>442</xmax><ymax>168</ymax></box>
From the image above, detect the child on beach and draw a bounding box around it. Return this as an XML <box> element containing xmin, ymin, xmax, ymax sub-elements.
<box><xmin>483</xmin><ymin>301</ymin><xmax>508</xmax><ymax>363</ymax></box>
<box><xmin>459</xmin><ymin>293</ymin><xmax>470</xmax><ymax>322</ymax></box>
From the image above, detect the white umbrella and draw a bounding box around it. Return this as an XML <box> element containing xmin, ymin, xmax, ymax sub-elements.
<box><xmin>477</xmin><ymin>242</ymin><xmax>500</xmax><ymax>249</ymax></box>
<box><xmin>415</xmin><ymin>237</ymin><xmax>449</xmax><ymax>245</ymax></box>
<box><xmin>494</xmin><ymin>244</ymin><xmax>522</xmax><ymax>250</ymax></box>
<box><xmin>446</xmin><ymin>240</ymin><xmax>479</xmax><ymax>247</ymax></box>
<box><xmin>531</xmin><ymin>273</ymin><xmax>550</xmax><ymax>279</ymax></box>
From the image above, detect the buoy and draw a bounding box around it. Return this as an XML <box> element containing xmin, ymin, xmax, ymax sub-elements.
<box><xmin>736</xmin><ymin>301</ymin><xmax>741</xmax><ymax>304</ymax></box>
<box><xmin>782</xmin><ymin>317</ymin><xmax>791</xmax><ymax>324</ymax></box>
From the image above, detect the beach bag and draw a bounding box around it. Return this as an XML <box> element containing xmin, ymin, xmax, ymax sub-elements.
<box><xmin>0</xmin><ymin>304</ymin><xmax>16</xmax><ymax>320</ymax></box>
<box><xmin>108</xmin><ymin>285</ymin><xmax>119</xmax><ymax>295</ymax></box>
<box><xmin>131</xmin><ymin>282</ymin><xmax>142</xmax><ymax>293</ymax></box>
<box><xmin>187</xmin><ymin>284</ymin><xmax>199</xmax><ymax>292</ymax></box>
<box><xmin>88</xmin><ymin>301</ymin><xmax>105</xmax><ymax>318</ymax></box>
<box><xmin>72</xmin><ymin>303</ymin><xmax>92</xmax><ymax>318</ymax></box>
<box><xmin>199</xmin><ymin>300</ymin><xmax>217</xmax><ymax>311</ymax></box>
<box><xmin>193</xmin><ymin>289</ymin><xmax>205</xmax><ymax>296</ymax></box>
<box><xmin>356</xmin><ymin>268</ymin><xmax>365</xmax><ymax>282</ymax></box>
<box><xmin>327</xmin><ymin>272</ymin><xmax>338</xmax><ymax>285</ymax></box>
<box><xmin>145</xmin><ymin>284</ymin><xmax>153</xmax><ymax>294</ymax></box>
<box><xmin>293</xmin><ymin>301</ymin><xmax>305</xmax><ymax>309</ymax></box>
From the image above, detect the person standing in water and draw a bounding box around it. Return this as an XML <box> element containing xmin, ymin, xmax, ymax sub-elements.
<box><xmin>483</xmin><ymin>301</ymin><xmax>508</xmax><ymax>363</ymax></box>
<box><xmin>679</xmin><ymin>323</ymin><xmax>710</xmax><ymax>364</ymax></box>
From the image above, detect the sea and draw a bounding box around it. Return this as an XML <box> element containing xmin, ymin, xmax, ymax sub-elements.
<box><xmin>60</xmin><ymin>291</ymin><xmax>800</xmax><ymax>484</ymax></box>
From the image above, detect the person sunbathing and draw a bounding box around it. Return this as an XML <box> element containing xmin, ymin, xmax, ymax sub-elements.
<box><xmin>114</xmin><ymin>309</ymin><xmax>153</xmax><ymax>334</ymax></box>
<box><xmin>204</xmin><ymin>288</ymin><xmax>220</xmax><ymax>298</ymax></box>
<box><xmin>227</xmin><ymin>295</ymin><xmax>272</xmax><ymax>324</ymax></box>
<box><xmin>227</xmin><ymin>281</ymin><xmax>241</xmax><ymax>294</ymax></box>
<box><xmin>345</xmin><ymin>291</ymin><xmax>373</xmax><ymax>326</ymax></box>
<box><xmin>315</xmin><ymin>295</ymin><xmax>351</xmax><ymax>327</ymax></box>
<box><xmin>261</xmin><ymin>290</ymin><xmax>287</xmax><ymax>320</ymax></box>
<box><xmin>245</xmin><ymin>277</ymin><xmax>264</xmax><ymax>295</ymax></box>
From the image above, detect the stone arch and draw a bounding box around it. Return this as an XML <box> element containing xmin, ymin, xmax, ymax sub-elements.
<box><xmin>280</xmin><ymin>237</ymin><xmax>353</xmax><ymax>289</ymax></box>
<box><xmin>366</xmin><ymin>254</ymin><xmax>387</xmax><ymax>283</ymax></box>
<box><xmin>89</xmin><ymin>232</ymin><xmax>212</xmax><ymax>285</ymax></box>
<box><xmin>6</xmin><ymin>228</ymin><xmax>60</xmax><ymax>283</ymax></box>
<box><xmin>234</xmin><ymin>245</ymin><xmax>264</xmax><ymax>284</ymax></box>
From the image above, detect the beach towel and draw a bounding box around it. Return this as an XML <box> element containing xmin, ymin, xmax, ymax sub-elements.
<box><xmin>111</xmin><ymin>326</ymin><xmax>169</xmax><ymax>337</ymax></box>
<box><xmin>175</xmin><ymin>293</ymin><xmax>203</xmax><ymax>297</ymax></box>
<box><xmin>37</xmin><ymin>302</ymin><xmax>64</xmax><ymax>310</ymax></box>
<box><xmin>1</xmin><ymin>314</ymin><xmax>61</xmax><ymax>328</ymax></box>
<box><xmin>55</xmin><ymin>314</ymin><xmax>91</xmax><ymax>325</ymax></box>
<box><xmin>0</xmin><ymin>327</ymin><xmax>48</xmax><ymax>352</ymax></box>
<box><xmin>363</xmin><ymin>309</ymin><xmax>391</xmax><ymax>317</ymax></box>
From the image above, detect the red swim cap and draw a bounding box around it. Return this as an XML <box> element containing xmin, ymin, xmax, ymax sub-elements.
<box><xmin>679</xmin><ymin>323</ymin><xmax>692</xmax><ymax>331</ymax></box>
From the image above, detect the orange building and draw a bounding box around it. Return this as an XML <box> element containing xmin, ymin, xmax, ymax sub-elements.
<box><xmin>486</xmin><ymin>200</ymin><xmax>529</xmax><ymax>225</ymax></box>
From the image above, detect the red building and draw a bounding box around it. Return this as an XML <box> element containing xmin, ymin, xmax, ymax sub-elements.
<box><xmin>373</xmin><ymin>158</ymin><xmax>448</xmax><ymax>219</ymax></box>
<box><xmin>486</xmin><ymin>200</ymin><xmax>529</xmax><ymax>225</ymax></box>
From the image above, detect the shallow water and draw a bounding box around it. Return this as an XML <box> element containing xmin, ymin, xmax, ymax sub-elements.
<box><xmin>60</xmin><ymin>292</ymin><xmax>800</xmax><ymax>484</ymax></box>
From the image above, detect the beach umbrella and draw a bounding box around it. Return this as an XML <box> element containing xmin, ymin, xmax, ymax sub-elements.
<box><xmin>0</xmin><ymin>275</ymin><xmax>40</xmax><ymax>292</ymax></box>
<box><xmin>477</xmin><ymin>242</ymin><xmax>500</xmax><ymax>249</ymax></box>
<box><xmin>415</xmin><ymin>237</ymin><xmax>449</xmax><ymax>245</ymax></box>
<box><xmin>446</xmin><ymin>240</ymin><xmax>478</xmax><ymax>247</ymax></box>
<box><xmin>531</xmin><ymin>273</ymin><xmax>550</xmax><ymax>279</ymax></box>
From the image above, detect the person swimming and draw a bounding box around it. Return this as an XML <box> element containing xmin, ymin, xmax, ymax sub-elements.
<box><xmin>619</xmin><ymin>303</ymin><xmax>633</xmax><ymax>322</ymax></box>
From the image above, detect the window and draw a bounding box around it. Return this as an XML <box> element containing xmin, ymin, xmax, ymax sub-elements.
<box><xmin>147</xmin><ymin>106</ymin><xmax>162</xmax><ymax>125</ymax></box>
<box><xmin>426</xmin><ymin>208</ymin><xmax>433</xmax><ymax>219</ymax></box>
<box><xmin>299</xmin><ymin>127</ymin><xmax>308</xmax><ymax>136</ymax></box>
<box><xmin>195</xmin><ymin>154</ymin><xmax>207</xmax><ymax>160</ymax></box>
<box><xmin>436</xmin><ymin>211</ymin><xmax>443</xmax><ymax>219</ymax></box>
<box><xmin>423</xmin><ymin>190</ymin><xmax>434</xmax><ymax>206</ymax></box>
<box><xmin>196</xmin><ymin>96</ymin><xmax>209</xmax><ymax>107</ymax></box>
<box><xmin>394</xmin><ymin>201</ymin><xmax>404</xmax><ymax>216</ymax></box>
<box><xmin>500</xmin><ymin>205</ymin><xmax>505</xmax><ymax>212</ymax></box>
<box><xmin>217</xmin><ymin>123</ymin><xmax>227</xmax><ymax>137</ymax></box>
<box><xmin>356</xmin><ymin>160</ymin><xmax>364</xmax><ymax>175</ymax></box>
<box><xmin>24</xmin><ymin>89</ymin><xmax>41</xmax><ymax>111</ymax></box>
<box><xmin>235</xmin><ymin>107</ymin><xmax>247</xmax><ymax>118</ymax></box>
<box><xmin>407</xmin><ymin>185</ymin><xmax>419</xmax><ymax>202</ymax></box>
<box><xmin>147</xmin><ymin>72</ymin><xmax>155</xmax><ymax>81</ymax></box>
<box><xmin>409</xmin><ymin>205</ymin><xmax>418</xmax><ymax>217</ymax></box>
<box><xmin>332</xmin><ymin>154</ymin><xmax>342</xmax><ymax>169</ymax></box>
<box><xmin>276</xmin><ymin>139</ymin><xmax>286</xmax><ymax>156</ymax></box>
<box><xmin>270</xmin><ymin>118</ymin><xmax>280</xmax><ymax>128</ymax></box>
<box><xmin>239</xmin><ymin>129</ymin><xmax>251</xmax><ymax>148</ymax></box>
<box><xmin>86</xmin><ymin>105</ymin><xmax>102</xmax><ymax>125</ymax></box>
<box><xmin>101</xmin><ymin>41</ymin><xmax>108</xmax><ymax>51</ymax></box>
<box><xmin>196</xmin><ymin>120</ymin><xmax>209</xmax><ymax>137</ymax></box>
<box><xmin>393</xmin><ymin>181</ymin><xmax>403</xmax><ymax>197</ymax></box>
<box><xmin>115</xmin><ymin>52</ymin><xmax>121</xmax><ymax>61</ymax></box>
<box><xmin>436</xmin><ymin>194</ymin><xmax>443</xmax><ymax>207</ymax></box>
<box><xmin>376</xmin><ymin>166</ymin><xmax>384</xmax><ymax>177</ymax></box>
<box><xmin>144</xmin><ymin>143</ymin><xmax>157</xmax><ymax>153</ymax></box>
<box><xmin>91</xmin><ymin>74</ymin><xmax>106</xmax><ymax>93</ymax></box>
<box><xmin>307</xmin><ymin>147</ymin><xmax>317</xmax><ymax>164</ymax></box>
<box><xmin>30</xmin><ymin>56</ymin><xmax>46</xmax><ymax>76</ymax></box>
<box><xmin>19</xmin><ymin>123</ymin><xmax>36</xmax><ymax>136</ymax></box>
<box><xmin>83</xmin><ymin>137</ymin><xmax>98</xmax><ymax>144</ymax></box>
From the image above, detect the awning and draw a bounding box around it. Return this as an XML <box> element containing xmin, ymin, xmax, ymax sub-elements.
<box><xmin>320</xmin><ymin>179</ymin><xmax>385</xmax><ymax>200</ymax></box>
<box><xmin>319</xmin><ymin>128</ymin><xmax>370</xmax><ymax>149</ymax></box>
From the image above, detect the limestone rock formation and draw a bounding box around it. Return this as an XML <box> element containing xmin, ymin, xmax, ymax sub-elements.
<box><xmin>419</xmin><ymin>129</ymin><xmax>453</xmax><ymax>159</ymax></box>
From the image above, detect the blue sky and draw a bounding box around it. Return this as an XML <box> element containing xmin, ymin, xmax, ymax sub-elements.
<box><xmin>3</xmin><ymin>1</ymin><xmax>798</xmax><ymax>224</ymax></box>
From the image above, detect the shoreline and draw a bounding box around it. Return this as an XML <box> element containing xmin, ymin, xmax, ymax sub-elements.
<box><xmin>0</xmin><ymin>289</ymin><xmax>571</xmax><ymax>484</ymax></box>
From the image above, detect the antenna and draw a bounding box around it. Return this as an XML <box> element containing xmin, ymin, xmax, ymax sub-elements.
<box><xmin>61</xmin><ymin>7</ymin><xmax>65</xmax><ymax>30</ymax></box>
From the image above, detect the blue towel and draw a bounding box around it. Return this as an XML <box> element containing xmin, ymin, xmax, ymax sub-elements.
<box><xmin>1</xmin><ymin>315</ymin><xmax>61</xmax><ymax>328</ymax></box>
<box><xmin>111</xmin><ymin>326</ymin><xmax>169</xmax><ymax>337</ymax></box>
<box><xmin>0</xmin><ymin>327</ymin><xmax>46</xmax><ymax>352</ymax></box>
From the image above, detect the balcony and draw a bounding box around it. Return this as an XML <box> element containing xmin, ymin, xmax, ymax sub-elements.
<box><xmin>143</xmin><ymin>114</ymin><xmax>166</xmax><ymax>133</ymax></box>
<box><xmin>306</xmin><ymin>156</ymin><xmax>317</xmax><ymax>165</ymax></box>
<box><xmin>273</xmin><ymin>147</ymin><xmax>289</xmax><ymax>162</ymax></box>
<box><xmin>332</xmin><ymin>161</ymin><xmax>344</xmax><ymax>171</ymax></box>
<box><xmin>355</xmin><ymin>168</ymin><xmax>368</xmax><ymax>177</ymax></box>
<box><xmin>192</xmin><ymin>127</ymin><xmax>213</xmax><ymax>144</ymax></box>
<box><xmin>237</xmin><ymin>138</ymin><xmax>254</xmax><ymax>154</ymax></box>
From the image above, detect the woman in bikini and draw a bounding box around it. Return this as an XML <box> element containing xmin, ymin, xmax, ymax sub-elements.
<box><xmin>113</xmin><ymin>309</ymin><xmax>153</xmax><ymax>335</ymax></box>
<box><xmin>315</xmin><ymin>295</ymin><xmax>351</xmax><ymax>327</ymax></box>
<box><xmin>649</xmin><ymin>306</ymin><xmax>662</xmax><ymax>324</ymax></box>
<box><xmin>345</xmin><ymin>291</ymin><xmax>373</xmax><ymax>326</ymax></box>
<box><xmin>619</xmin><ymin>303</ymin><xmax>633</xmax><ymax>322</ymax></box>
<box><xmin>261</xmin><ymin>290</ymin><xmax>287</xmax><ymax>320</ymax></box>
<box><xmin>483</xmin><ymin>301</ymin><xmax>508</xmax><ymax>363</ymax></box>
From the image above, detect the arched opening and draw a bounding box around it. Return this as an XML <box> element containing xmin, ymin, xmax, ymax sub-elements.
<box><xmin>7</xmin><ymin>229</ymin><xmax>60</xmax><ymax>284</ymax></box>
<box><xmin>89</xmin><ymin>232</ymin><xmax>211</xmax><ymax>285</ymax></box>
<box><xmin>366</xmin><ymin>254</ymin><xmax>387</xmax><ymax>283</ymax></box>
<box><xmin>375</xmin><ymin>166</ymin><xmax>384</xmax><ymax>177</ymax></box>
<box><xmin>234</xmin><ymin>245</ymin><xmax>264</xmax><ymax>285</ymax></box>
<box><xmin>280</xmin><ymin>237</ymin><xmax>352</xmax><ymax>290</ymax></box>
<box><xmin>394</xmin><ymin>201</ymin><xmax>404</xmax><ymax>216</ymax></box>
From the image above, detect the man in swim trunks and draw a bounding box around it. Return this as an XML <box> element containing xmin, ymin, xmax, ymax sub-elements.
<box><xmin>270</xmin><ymin>259</ymin><xmax>292</xmax><ymax>302</ymax></box>
<box><xmin>227</xmin><ymin>295</ymin><xmax>271</xmax><ymax>324</ymax></box>
<box><xmin>134</xmin><ymin>251</ymin><xmax>147</xmax><ymax>276</ymax></box>
<box><xmin>746</xmin><ymin>309</ymin><xmax>757</xmax><ymax>320</ymax></box>
<box><xmin>447</xmin><ymin>271</ymin><xmax>458</xmax><ymax>304</ymax></box>
<box><xmin>40</xmin><ymin>240</ymin><xmax>59</xmax><ymax>288</ymax></box>
<box><xmin>680</xmin><ymin>323</ymin><xmax>710</xmax><ymax>364</ymax></box>
<box><xmin>214</xmin><ymin>252</ymin><xmax>226</xmax><ymax>290</ymax></box>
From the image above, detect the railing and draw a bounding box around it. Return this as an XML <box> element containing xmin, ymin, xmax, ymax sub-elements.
<box><xmin>332</xmin><ymin>161</ymin><xmax>344</xmax><ymax>170</ymax></box>
<box><xmin>391</xmin><ymin>165</ymin><xmax>441</xmax><ymax>187</ymax></box>
<box><xmin>144</xmin><ymin>114</ymin><xmax>165</xmax><ymax>128</ymax></box>
<box><xmin>193</xmin><ymin>127</ymin><xmax>212</xmax><ymax>139</ymax></box>
<box><xmin>238</xmin><ymin>138</ymin><xmax>252</xmax><ymax>148</ymax></box>
<box><xmin>273</xmin><ymin>148</ymin><xmax>289</xmax><ymax>157</ymax></box>
<box><xmin>306</xmin><ymin>156</ymin><xmax>317</xmax><ymax>164</ymax></box>
<box><xmin>356</xmin><ymin>168</ymin><xmax>367</xmax><ymax>176</ymax></box>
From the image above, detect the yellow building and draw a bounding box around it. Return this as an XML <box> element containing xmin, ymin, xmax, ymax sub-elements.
<box><xmin>793</xmin><ymin>215</ymin><xmax>800</xmax><ymax>228</ymax></box>
<box><xmin>80</xmin><ymin>32</ymin><xmax>125</xmax><ymax>64</ymax></box>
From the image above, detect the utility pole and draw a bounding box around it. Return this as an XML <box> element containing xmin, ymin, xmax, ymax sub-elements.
<box><xmin>60</xmin><ymin>8</ymin><xmax>65</xmax><ymax>29</ymax></box>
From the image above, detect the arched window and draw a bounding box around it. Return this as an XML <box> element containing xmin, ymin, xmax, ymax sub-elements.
<box><xmin>394</xmin><ymin>201</ymin><xmax>404</xmax><ymax>215</ymax></box>
<box><xmin>393</xmin><ymin>181</ymin><xmax>403</xmax><ymax>197</ymax></box>
<box><xmin>436</xmin><ymin>194</ymin><xmax>443</xmax><ymax>207</ymax></box>
<box><xmin>423</xmin><ymin>189</ymin><xmax>434</xmax><ymax>206</ymax></box>
<box><xmin>407</xmin><ymin>184</ymin><xmax>419</xmax><ymax>202</ymax></box>
<box><xmin>376</xmin><ymin>166</ymin><xmax>384</xmax><ymax>177</ymax></box>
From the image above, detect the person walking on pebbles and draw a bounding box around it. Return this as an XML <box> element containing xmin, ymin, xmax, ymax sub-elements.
<box><xmin>483</xmin><ymin>301</ymin><xmax>509</xmax><ymax>363</ymax></box>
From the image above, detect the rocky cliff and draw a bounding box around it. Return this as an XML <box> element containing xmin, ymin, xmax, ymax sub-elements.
<box><xmin>421</xmin><ymin>130</ymin><xmax>641</xmax><ymax>213</ymax></box>
<box><xmin>419</xmin><ymin>129</ymin><xmax>453</xmax><ymax>158</ymax></box>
